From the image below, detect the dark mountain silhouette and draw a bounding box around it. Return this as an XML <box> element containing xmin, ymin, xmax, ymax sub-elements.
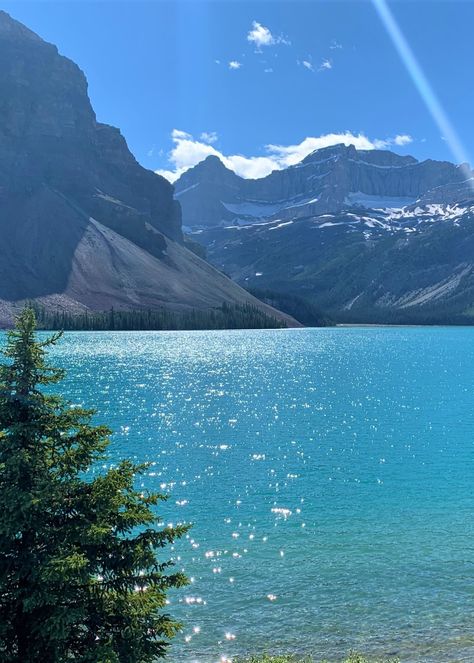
<box><xmin>0</xmin><ymin>11</ymin><xmax>294</xmax><ymax>327</ymax></box>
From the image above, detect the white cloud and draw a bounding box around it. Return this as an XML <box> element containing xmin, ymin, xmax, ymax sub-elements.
<box><xmin>247</xmin><ymin>21</ymin><xmax>275</xmax><ymax>48</ymax></box>
<box><xmin>200</xmin><ymin>131</ymin><xmax>218</xmax><ymax>145</ymax></box>
<box><xmin>156</xmin><ymin>130</ymin><xmax>415</xmax><ymax>183</ymax></box>
<box><xmin>266</xmin><ymin>133</ymin><xmax>393</xmax><ymax>166</ymax></box>
<box><xmin>299</xmin><ymin>58</ymin><xmax>333</xmax><ymax>73</ymax></box>
<box><xmin>228</xmin><ymin>60</ymin><xmax>242</xmax><ymax>70</ymax></box>
<box><xmin>393</xmin><ymin>134</ymin><xmax>413</xmax><ymax>146</ymax></box>
<box><xmin>264</xmin><ymin>67</ymin><xmax>274</xmax><ymax>73</ymax></box>
<box><xmin>172</xmin><ymin>129</ymin><xmax>192</xmax><ymax>140</ymax></box>
<box><xmin>247</xmin><ymin>20</ymin><xmax>290</xmax><ymax>50</ymax></box>
<box><xmin>330</xmin><ymin>40</ymin><xmax>343</xmax><ymax>50</ymax></box>
<box><xmin>155</xmin><ymin>168</ymin><xmax>181</xmax><ymax>182</ymax></box>
<box><xmin>319</xmin><ymin>59</ymin><xmax>332</xmax><ymax>71</ymax></box>
<box><xmin>226</xmin><ymin>154</ymin><xmax>280</xmax><ymax>179</ymax></box>
<box><xmin>371</xmin><ymin>134</ymin><xmax>414</xmax><ymax>149</ymax></box>
<box><xmin>155</xmin><ymin>131</ymin><xmax>220</xmax><ymax>181</ymax></box>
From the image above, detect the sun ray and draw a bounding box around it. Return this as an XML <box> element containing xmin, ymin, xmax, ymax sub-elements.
<box><xmin>372</xmin><ymin>0</ymin><xmax>473</xmax><ymax>187</ymax></box>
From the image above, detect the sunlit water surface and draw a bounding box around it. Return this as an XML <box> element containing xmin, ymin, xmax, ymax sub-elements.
<box><xmin>8</xmin><ymin>328</ymin><xmax>474</xmax><ymax>662</ymax></box>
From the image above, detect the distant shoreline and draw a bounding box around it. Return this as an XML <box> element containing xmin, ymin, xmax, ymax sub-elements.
<box><xmin>335</xmin><ymin>323</ymin><xmax>474</xmax><ymax>328</ymax></box>
<box><xmin>1</xmin><ymin>321</ymin><xmax>474</xmax><ymax>332</ymax></box>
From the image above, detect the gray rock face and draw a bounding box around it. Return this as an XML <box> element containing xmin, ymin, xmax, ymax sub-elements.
<box><xmin>417</xmin><ymin>177</ymin><xmax>474</xmax><ymax>206</ymax></box>
<box><xmin>0</xmin><ymin>10</ymin><xmax>181</xmax><ymax>246</ymax></box>
<box><xmin>175</xmin><ymin>144</ymin><xmax>471</xmax><ymax>228</ymax></box>
<box><xmin>0</xmin><ymin>11</ymin><xmax>294</xmax><ymax>327</ymax></box>
<box><xmin>176</xmin><ymin>155</ymin><xmax>242</xmax><ymax>228</ymax></box>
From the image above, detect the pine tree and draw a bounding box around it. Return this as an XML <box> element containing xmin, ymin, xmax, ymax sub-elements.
<box><xmin>0</xmin><ymin>309</ymin><xmax>189</xmax><ymax>663</ymax></box>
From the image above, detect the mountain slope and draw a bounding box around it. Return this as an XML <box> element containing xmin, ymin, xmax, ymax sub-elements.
<box><xmin>193</xmin><ymin>203</ymin><xmax>474</xmax><ymax>323</ymax></box>
<box><xmin>0</xmin><ymin>11</ymin><xmax>295</xmax><ymax>327</ymax></box>
<box><xmin>177</xmin><ymin>148</ymin><xmax>474</xmax><ymax>323</ymax></box>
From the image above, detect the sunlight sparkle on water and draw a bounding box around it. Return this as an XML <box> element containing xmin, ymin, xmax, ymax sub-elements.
<box><xmin>38</xmin><ymin>327</ymin><xmax>474</xmax><ymax>663</ymax></box>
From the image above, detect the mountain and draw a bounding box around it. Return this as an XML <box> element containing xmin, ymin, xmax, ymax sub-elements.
<box><xmin>175</xmin><ymin>144</ymin><xmax>471</xmax><ymax>228</ymax></box>
<box><xmin>0</xmin><ymin>11</ymin><xmax>295</xmax><ymax>328</ymax></box>
<box><xmin>176</xmin><ymin>146</ymin><xmax>474</xmax><ymax>323</ymax></box>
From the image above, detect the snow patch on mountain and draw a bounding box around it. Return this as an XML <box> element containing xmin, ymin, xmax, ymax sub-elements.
<box><xmin>222</xmin><ymin>194</ymin><xmax>322</xmax><ymax>219</ymax></box>
<box><xmin>269</xmin><ymin>221</ymin><xmax>294</xmax><ymax>230</ymax></box>
<box><xmin>175</xmin><ymin>183</ymin><xmax>200</xmax><ymax>197</ymax></box>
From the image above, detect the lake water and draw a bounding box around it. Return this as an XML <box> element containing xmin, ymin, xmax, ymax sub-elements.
<box><xmin>23</xmin><ymin>328</ymin><xmax>474</xmax><ymax>661</ymax></box>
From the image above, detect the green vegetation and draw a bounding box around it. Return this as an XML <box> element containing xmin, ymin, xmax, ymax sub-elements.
<box><xmin>184</xmin><ymin>235</ymin><xmax>208</xmax><ymax>260</ymax></box>
<box><xmin>334</xmin><ymin>303</ymin><xmax>474</xmax><ymax>326</ymax></box>
<box><xmin>248</xmin><ymin>288</ymin><xmax>332</xmax><ymax>327</ymax></box>
<box><xmin>0</xmin><ymin>309</ymin><xmax>189</xmax><ymax>662</ymax></box>
<box><xmin>29</xmin><ymin>301</ymin><xmax>286</xmax><ymax>331</ymax></box>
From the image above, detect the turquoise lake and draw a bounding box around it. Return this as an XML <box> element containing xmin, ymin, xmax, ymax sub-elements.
<box><xmin>28</xmin><ymin>328</ymin><xmax>474</xmax><ymax>661</ymax></box>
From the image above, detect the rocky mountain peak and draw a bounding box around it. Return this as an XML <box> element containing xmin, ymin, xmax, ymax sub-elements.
<box><xmin>202</xmin><ymin>154</ymin><xmax>226</xmax><ymax>167</ymax></box>
<box><xmin>0</xmin><ymin>10</ymin><xmax>43</xmax><ymax>42</ymax></box>
<box><xmin>0</xmin><ymin>12</ymin><xmax>182</xmax><ymax>241</ymax></box>
<box><xmin>178</xmin><ymin>154</ymin><xmax>238</xmax><ymax>190</ymax></box>
<box><xmin>191</xmin><ymin>154</ymin><xmax>233</xmax><ymax>175</ymax></box>
<box><xmin>196</xmin><ymin>154</ymin><xmax>232</xmax><ymax>177</ymax></box>
<box><xmin>0</xmin><ymin>11</ymin><xmax>94</xmax><ymax>141</ymax></box>
<box><xmin>301</xmin><ymin>143</ymin><xmax>417</xmax><ymax>169</ymax></box>
<box><xmin>302</xmin><ymin>143</ymin><xmax>358</xmax><ymax>164</ymax></box>
<box><xmin>175</xmin><ymin>142</ymin><xmax>472</xmax><ymax>228</ymax></box>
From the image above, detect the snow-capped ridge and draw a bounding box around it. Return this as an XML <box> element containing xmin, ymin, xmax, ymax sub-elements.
<box><xmin>175</xmin><ymin>143</ymin><xmax>473</xmax><ymax>229</ymax></box>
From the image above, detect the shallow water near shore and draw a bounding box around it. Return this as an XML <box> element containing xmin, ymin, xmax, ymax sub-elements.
<box><xmin>8</xmin><ymin>327</ymin><xmax>474</xmax><ymax>662</ymax></box>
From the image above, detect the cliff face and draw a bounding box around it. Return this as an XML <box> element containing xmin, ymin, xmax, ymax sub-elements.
<box><xmin>0</xmin><ymin>10</ymin><xmax>182</xmax><ymax>248</ymax></box>
<box><xmin>175</xmin><ymin>144</ymin><xmax>471</xmax><ymax>227</ymax></box>
<box><xmin>176</xmin><ymin>156</ymin><xmax>242</xmax><ymax>228</ymax></box>
<box><xmin>0</xmin><ymin>11</ymin><xmax>295</xmax><ymax>327</ymax></box>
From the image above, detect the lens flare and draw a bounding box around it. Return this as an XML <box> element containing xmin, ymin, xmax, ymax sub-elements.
<box><xmin>372</xmin><ymin>0</ymin><xmax>473</xmax><ymax>186</ymax></box>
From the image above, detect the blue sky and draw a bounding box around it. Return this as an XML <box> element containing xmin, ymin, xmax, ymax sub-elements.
<box><xmin>3</xmin><ymin>0</ymin><xmax>474</xmax><ymax>181</ymax></box>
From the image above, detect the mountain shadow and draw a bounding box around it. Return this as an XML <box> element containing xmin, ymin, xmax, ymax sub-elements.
<box><xmin>0</xmin><ymin>11</ymin><xmax>296</xmax><ymax>328</ymax></box>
